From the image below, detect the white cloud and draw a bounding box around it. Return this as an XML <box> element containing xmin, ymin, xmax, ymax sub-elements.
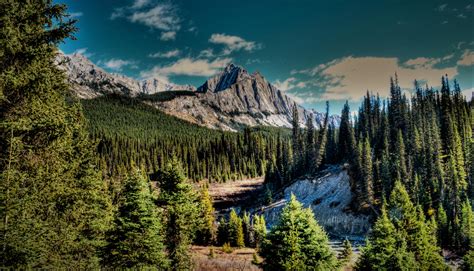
<box><xmin>71</xmin><ymin>48</ymin><xmax>94</xmax><ymax>58</ymax></box>
<box><xmin>148</xmin><ymin>49</ymin><xmax>180</xmax><ymax>58</ymax></box>
<box><xmin>160</xmin><ymin>31</ymin><xmax>176</xmax><ymax>41</ymax></box>
<box><xmin>273</xmin><ymin>77</ymin><xmax>298</xmax><ymax>91</ymax></box>
<box><xmin>129</xmin><ymin>4</ymin><xmax>180</xmax><ymax>31</ymax></box>
<box><xmin>140</xmin><ymin>57</ymin><xmax>232</xmax><ymax>80</ymax></box>
<box><xmin>438</xmin><ymin>4</ymin><xmax>448</xmax><ymax>11</ymax></box>
<box><xmin>295</xmin><ymin>55</ymin><xmax>458</xmax><ymax>101</ymax></box>
<box><xmin>198</xmin><ymin>48</ymin><xmax>215</xmax><ymax>58</ymax></box>
<box><xmin>457</xmin><ymin>50</ymin><xmax>474</xmax><ymax>66</ymax></box>
<box><xmin>209</xmin><ymin>33</ymin><xmax>261</xmax><ymax>55</ymax></box>
<box><xmin>111</xmin><ymin>1</ymin><xmax>181</xmax><ymax>39</ymax></box>
<box><xmin>103</xmin><ymin>59</ymin><xmax>137</xmax><ymax>71</ymax></box>
<box><xmin>457</xmin><ymin>13</ymin><xmax>467</xmax><ymax>19</ymax></box>
<box><xmin>132</xmin><ymin>0</ymin><xmax>150</xmax><ymax>9</ymax></box>
<box><xmin>69</xmin><ymin>12</ymin><xmax>83</xmax><ymax>18</ymax></box>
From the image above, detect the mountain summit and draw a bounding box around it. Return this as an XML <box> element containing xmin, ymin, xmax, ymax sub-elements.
<box><xmin>58</xmin><ymin>54</ymin><xmax>338</xmax><ymax>131</ymax></box>
<box><xmin>56</xmin><ymin>51</ymin><xmax>195</xmax><ymax>98</ymax></box>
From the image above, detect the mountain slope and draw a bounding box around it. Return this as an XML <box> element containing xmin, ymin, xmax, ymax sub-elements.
<box><xmin>148</xmin><ymin>63</ymin><xmax>339</xmax><ymax>131</ymax></box>
<box><xmin>56</xmin><ymin>52</ymin><xmax>195</xmax><ymax>99</ymax></box>
<box><xmin>58</xmin><ymin>52</ymin><xmax>339</xmax><ymax>131</ymax></box>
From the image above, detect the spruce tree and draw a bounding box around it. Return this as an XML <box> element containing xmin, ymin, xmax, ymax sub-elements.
<box><xmin>338</xmin><ymin>101</ymin><xmax>355</xmax><ymax>162</ymax></box>
<box><xmin>101</xmin><ymin>168</ymin><xmax>168</xmax><ymax>269</ymax></box>
<box><xmin>158</xmin><ymin>160</ymin><xmax>199</xmax><ymax>270</ymax></box>
<box><xmin>195</xmin><ymin>184</ymin><xmax>216</xmax><ymax>245</ymax></box>
<box><xmin>260</xmin><ymin>194</ymin><xmax>337</xmax><ymax>270</ymax></box>
<box><xmin>228</xmin><ymin>209</ymin><xmax>245</xmax><ymax>248</ymax></box>
<box><xmin>252</xmin><ymin>214</ymin><xmax>267</xmax><ymax>250</ymax></box>
<box><xmin>388</xmin><ymin>181</ymin><xmax>446</xmax><ymax>270</ymax></box>
<box><xmin>357</xmin><ymin>208</ymin><xmax>416</xmax><ymax>270</ymax></box>
<box><xmin>217</xmin><ymin>217</ymin><xmax>229</xmax><ymax>245</ymax></box>
<box><xmin>305</xmin><ymin>113</ymin><xmax>315</xmax><ymax>171</ymax></box>
<box><xmin>0</xmin><ymin>1</ymin><xmax>112</xmax><ymax>268</ymax></box>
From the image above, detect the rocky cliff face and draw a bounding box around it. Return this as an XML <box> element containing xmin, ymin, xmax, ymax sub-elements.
<box><xmin>152</xmin><ymin>63</ymin><xmax>340</xmax><ymax>131</ymax></box>
<box><xmin>58</xmin><ymin>52</ymin><xmax>339</xmax><ymax>131</ymax></box>
<box><xmin>56</xmin><ymin>52</ymin><xmax>195</xmax><ymax>99</ymax></box>
<box><xmin>260</xmin><ymin>165</ymin><xmax>370</xmax><ymax>238</ymax></box>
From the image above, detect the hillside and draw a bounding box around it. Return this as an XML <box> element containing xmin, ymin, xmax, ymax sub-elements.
<box><xmin>82</xmin><ymin>95</ymin><xmax>292</xmax><ymax>182</ymax></box>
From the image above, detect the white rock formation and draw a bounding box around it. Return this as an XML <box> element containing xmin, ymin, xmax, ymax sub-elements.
<box><xmin>260</xmin><ymin>165</ymin><xmax>370</xmax><ymax>238</ymax></box>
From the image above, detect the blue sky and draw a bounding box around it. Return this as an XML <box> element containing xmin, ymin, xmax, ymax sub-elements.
<box><xmin>59</xmin><ymin>0</ymin><xmax>473</xmax><ymax>113</ymax></box>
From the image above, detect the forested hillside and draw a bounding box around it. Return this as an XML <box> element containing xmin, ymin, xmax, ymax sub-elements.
<box><xmin>82</xmin><ymin>94</ymin><xmax>292</xmax><ymax>182</ymax></box>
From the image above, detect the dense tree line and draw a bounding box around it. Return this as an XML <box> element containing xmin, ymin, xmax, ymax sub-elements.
<box><xmin>82</xmin><ymin>96</ymin><xmax>292</xmax><ymax>183</ymax></box>
<box><xmin>340</xmin><ymin>76</ymin><xmax>473</xmax><ymax>256</ymax></box>
<box><xmin>264</xmin><ymin>102</ymin><xmax>332</xmax><ymax>190</ymax></box>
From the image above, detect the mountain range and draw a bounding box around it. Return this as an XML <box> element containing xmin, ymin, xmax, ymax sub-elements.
<box><xmin>57</xmin><ymin>51</ymin><xmax>339</xmax><ymax>131</ymax></box>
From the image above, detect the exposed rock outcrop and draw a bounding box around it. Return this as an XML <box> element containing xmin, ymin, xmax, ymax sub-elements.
<box><xmin>260</xmin><ymin>165</ymin><xmax>370</xmax><ymax>239</ymax></box>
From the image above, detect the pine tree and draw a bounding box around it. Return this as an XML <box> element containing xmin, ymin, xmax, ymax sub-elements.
<box><xmin>242</xmin><ymin>211</ymin><xmax>252</xmax><ymax>247</ymax></box>
<box><xmin>252</xmin><ymin>214</ymin><xmax>267</xmax><ymax>250</ymax></box>
<box><xmin>217</xmin><ymin>217</ymin><xmax>229</xmax><ymax>245</ymax></box>
<box><xmin>260</xmin><ymin>194</ymin><xmax>337</xmax><ymax>270</ymax></box>
<box><xmin>101</xmin><ymin>168</ymin><xmax>168</xmax><ymax>269</ymax></box>
<box><xmin>0</xmin><ymin>1</ymin><xmax>112</xmax><ymax>268</ymax></box>
<box><xmin>388</xmin><ymin>181</ymin><xmax>446</xmax><ymax>270</ymax></box>
<box><xmin>460</xmin><ymin>200</ymin><xmax>474</xmax><ymax>252</ymax></box>
<box><xmin>195</xmin><ymin>184</ymin><xmax>216</xmax><ymax>245</ymax></box>
<box><xmin>437</xmin><ymin>204</ymin><xmax>449</xmax><ymax>248</ymax></box>
<box><xmin>305</xmin><ymin>114</ymin><xmax>315</xmax><ymax>171</ymax></box>
<box><xmin>338</xmin><ymin>101</ymin><xmax>355</xmax><ymax>162</ymax></box>
<box><xmin>158</xmin><ymin>161</ymin><xmax>199</xmax><ymax>270</ymax></box>
<box><xmin>228</xmin><ymin>209</ymin><xmax>245</xmax><ymax>248</ymax></box>
<box><xmin>357</xmin><ymin>208</ymin><xmax>416</xmax><ymax>270</ymax></box>
<box><xmin>361</xmin><ymin>137</ymin><xmax>374</xmax><ymax>205</ymax></box>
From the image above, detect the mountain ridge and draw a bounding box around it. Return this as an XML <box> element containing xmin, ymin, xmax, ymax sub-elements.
<box><xmin>57</xmin><ymin>52</ymin><xmax>340</xmax><ymax>131</ymax></box>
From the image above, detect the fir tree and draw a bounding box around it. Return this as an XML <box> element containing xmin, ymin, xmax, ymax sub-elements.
<box><xmin>357</xmin><ymin>208</ymin><xmax>416</xmax><ymax>270</ymax></box>
<box><xmin>252</xmin><ymin>214</ymin><xmax>267</xmax><ymax>250</ymax></box>
<box><xmin>217</xmin><ymin>217</ymin><xmax>229</xmax><ymax>246</ymax></box>
<box><xmin>195</xmin><ymin>184</ymin><xmax>216</xmax><ymax>245</ymax></box>
<box><xmin>101</xmin><ymin>168</ymin><xmax>168</xmax><ymax>269</ymax></box>
<box><xmin>228</xmin><ymin>209</ymin><xmax>245</xmax><ymax>248</ymax></box>
<box><xmin>158</xmin><ymin>161</ymin><xmax>199</xmax><ymax>271</ymax></box>
<box><xmin>0</xmin><ymin>1</ymin><xmax>112</xmax><ymax>268</ymax></box>
<box><xmin>260</xmin><ymin>194</ymin><xmax>337</xmax><ymax>270</ymax></box>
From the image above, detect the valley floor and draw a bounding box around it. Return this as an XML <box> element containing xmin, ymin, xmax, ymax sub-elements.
<box><xmin>191</xmin><ymin>245</ymin><xmax>359</xmax><ymax>271</ymax></box>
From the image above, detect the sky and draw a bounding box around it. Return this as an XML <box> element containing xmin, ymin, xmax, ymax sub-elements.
<box><xmin>58</xmin><ymin>0</ymin><xmax>474</xmax><ymax>113</ymax></box>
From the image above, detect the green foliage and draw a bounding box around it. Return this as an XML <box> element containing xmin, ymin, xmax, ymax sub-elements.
<box><xmin>0</xmin><ymin>1</ymin><xmax>112</xmax><ymax>268</ymax></box>
<box><xmin>228</xmin><ymin>209</ymin><xmax>245</xmax><ymax>248</ymax></box>
<box><xmin>217</xmin><ymin>217</ymin><xmax>229</xmax><ymax>246</ymax></box>
<box><xmin>101</xmin><ymin>168</ymin><xmax>168</xmax><ymax>269</ymax></box>
<box><xmin>337</xmin><ymin>77</ymin><xmax>472</xmax><ymax>252</ymax></box>
<box><xmin>340</xmin><ymin>239</ymin><xmax>353</xmax><ymax>262</ymax></box>
<box><xmin>357</xmin><ymin>209</ymin><xmax>416</xmax><ymax>270</ymax></box>
<box><xmin>195</xmin><ymin>184</ymin><xmax>216</xmax><ymax>245</ymax></box>
<box><xmin>253</xmin><ymin>214</ymin><xmax>267</xmax><ymax>250</ymax></box>
<box><xmin>462</xmin><ymin>250</ymin><xmax>474</xmax><ymax>271</ymax></box>
<box><xmin>358</xmin><ymin>182</ymin><xmax>447</xmax><ymax>270</ymax></box>
<box><xmin>158</xmin><ymin>160</ymin><xmax>199</xmax><ymax>271</ymax></box>
<box><xmin>460</xmin><ymin>200</ymin><xmax>474</xmax><ymax>250</ymax></box>
<box><xmin>260</xmin><ymin>194</ymin><xmax>337</xmax><ymax>271</ymax></box>
<box><xmin>222</xmin><ymin>242</ymin><xmax>233</xmax><ymax>254</ymax></box>
<box><xmin>83</xmin><ymin>95</ymin><xmax>290</xmax><ymax>183</ymax></box>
